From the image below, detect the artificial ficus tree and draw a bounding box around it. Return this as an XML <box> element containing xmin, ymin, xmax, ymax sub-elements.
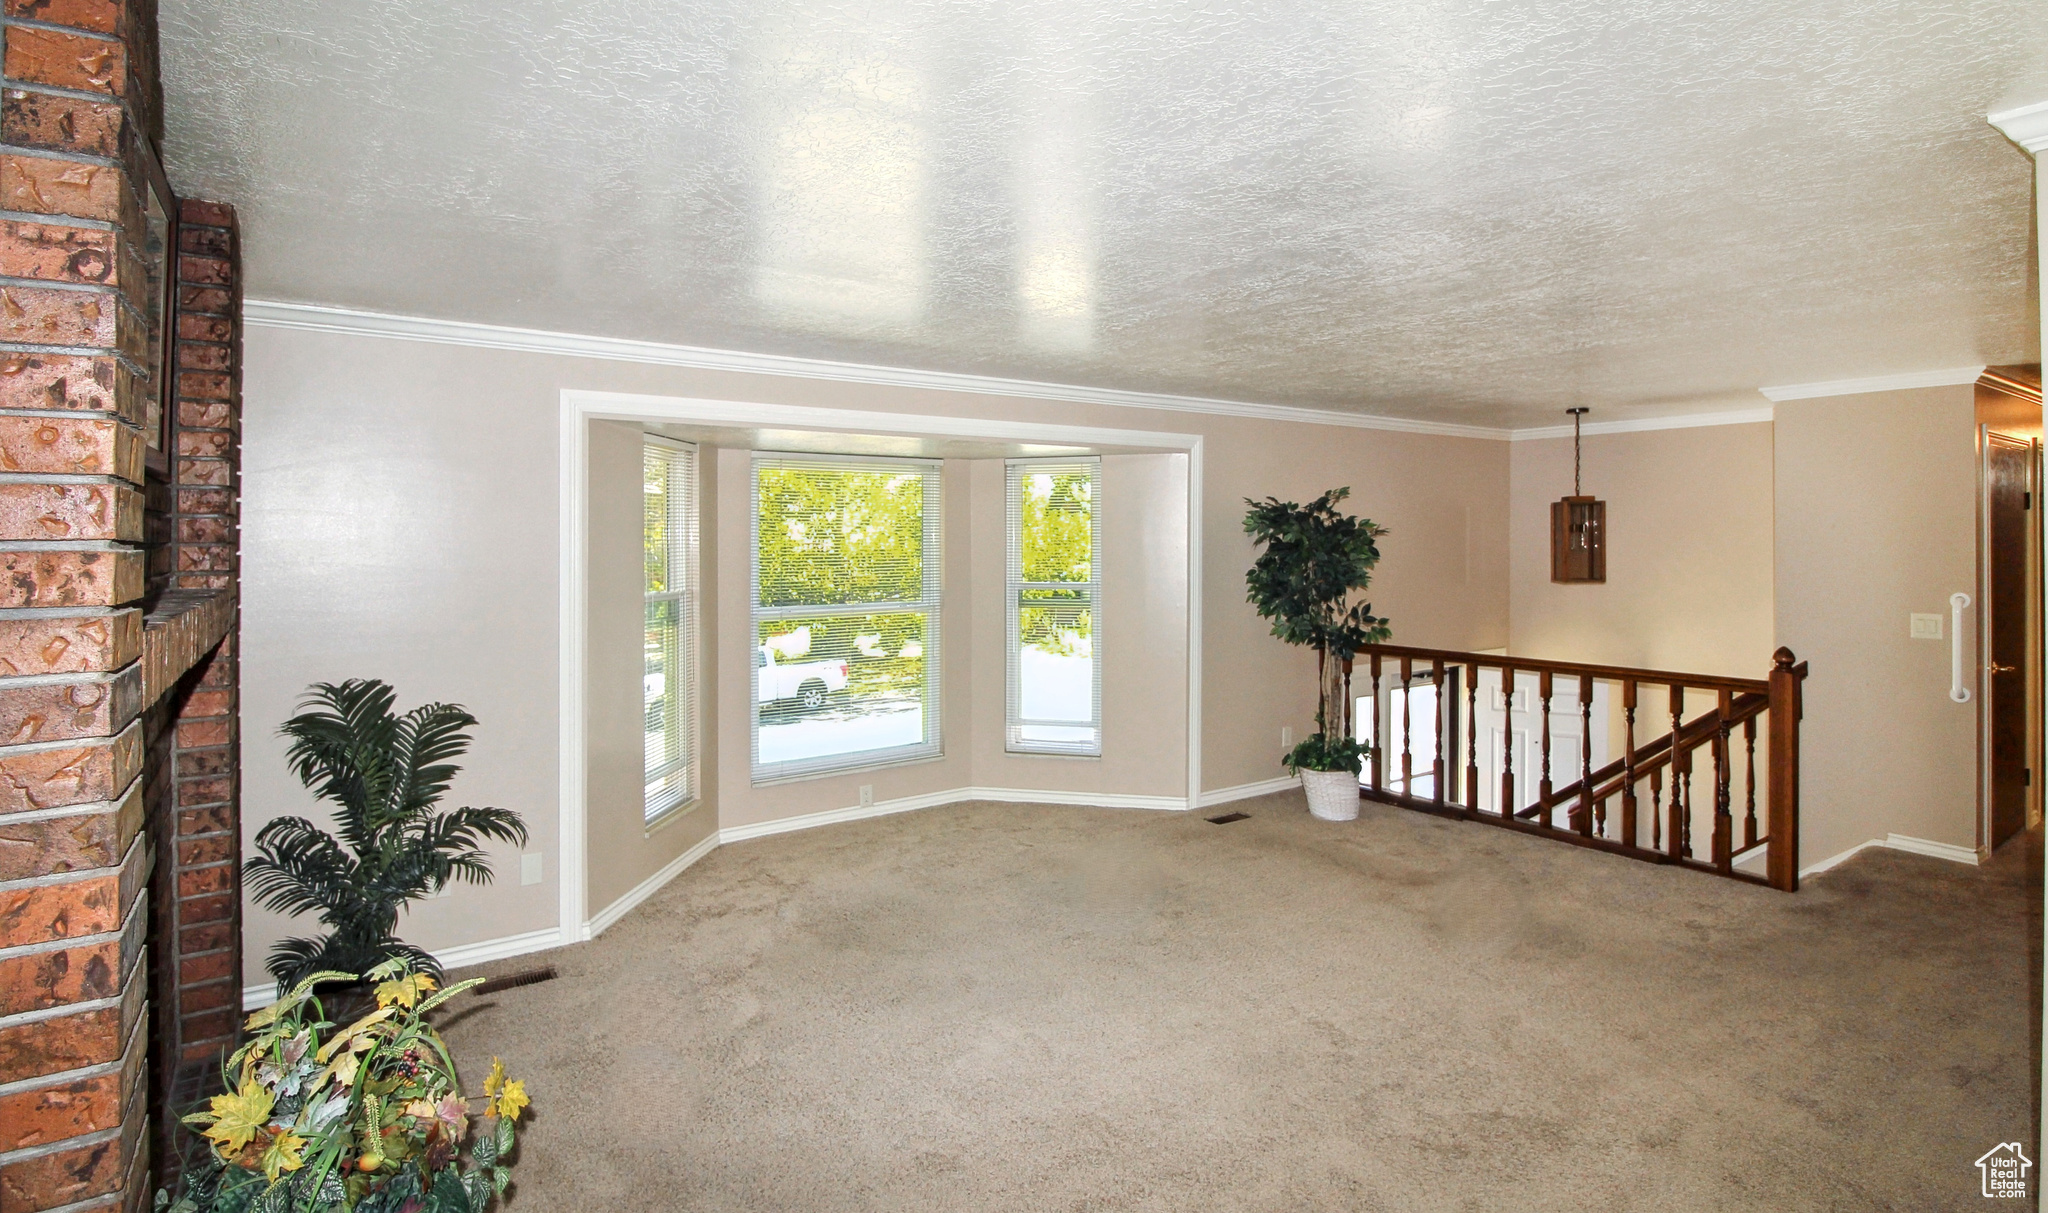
<box><xmin>1242</xmin><ymin>487</ymin><xmax>1392</xmax><ymax>772</ymax></box>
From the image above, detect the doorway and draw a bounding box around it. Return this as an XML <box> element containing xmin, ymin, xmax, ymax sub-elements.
<box><xmin>1976</xmin><ymin>366</ymin><xmax>2044</xmax><ymax>854</ymax></box>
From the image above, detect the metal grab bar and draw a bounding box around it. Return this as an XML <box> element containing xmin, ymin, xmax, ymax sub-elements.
<box><xmin>1949</xmin><ymin>592</ymin><xmax>1972</xmax><ymax>704</ymax></box>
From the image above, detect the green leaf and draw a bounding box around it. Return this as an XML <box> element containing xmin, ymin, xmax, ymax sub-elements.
<box><xmin>495</xmin><ymin>1114</ymin><xmax>514</xmax><ymax>1156</ymax></box>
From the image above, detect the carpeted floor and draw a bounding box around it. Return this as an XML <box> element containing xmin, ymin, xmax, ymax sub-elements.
<box><xmin>439</xmin><ymin>792</ymin><xmax>2041</xmax><ymax>1211</ymax></box>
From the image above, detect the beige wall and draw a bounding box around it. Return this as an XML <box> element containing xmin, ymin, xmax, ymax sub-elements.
<box><xmin>968</xmin><ymin>455</ymin><xmax>1190</xmax><ymax>796</ymax></box>
<box><xmin>240</xmin><ymin>324</ymin><xmax>1511</xmax><ymax>982</ymax></box>
<box><xmin>1774</xmin><ymin>385</ymin><xmax>1981</xmax><ymax>867</ymax></box>
<box><xmin>1509</xmin><ymin>424</ymin><xmax>1776</xmax><ymax>679</ymax></box>
<box><xmin>584</xmin><ymin>421</ymin><xmax>719</xmax><ymax>913</ymax></box>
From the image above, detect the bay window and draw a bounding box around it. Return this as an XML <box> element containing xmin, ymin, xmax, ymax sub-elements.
<box><xmin>643</xmin><ymin>438</ymin><xmax>698</xmax><ymax>819</ymax></box>
<box><xmin>1006</xmin><ymin>458</ymin><xmax>1101</xmax><ymax>755</ymax></box>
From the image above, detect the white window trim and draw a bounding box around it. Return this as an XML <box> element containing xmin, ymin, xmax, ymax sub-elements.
<box><xmin>1006</xmin><ymin>457</ymin><xmax>1103</xmax><ymax>757</ymax></box>
<box><xmin>644</xmin><ymin>436</ymin><xmax>699</xmax><ymax>824</ymax></box>
<box><xmin>749</xmin><ymin>451</ymin><xmax>944</xmax><ymax>783</ymax></box>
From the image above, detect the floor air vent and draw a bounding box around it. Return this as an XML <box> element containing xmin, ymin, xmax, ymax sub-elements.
<box><xmin>474</xmin><ymin>966</ymin><xmax>559</xmax><ymax>995</ymax></box>
<box><xmin>1205</xmin><ymin>812</ymin><xmax>1250</xmax><ymax>824</ymax></box>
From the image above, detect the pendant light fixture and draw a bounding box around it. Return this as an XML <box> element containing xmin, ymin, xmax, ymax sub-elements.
<box><xmin>1550</xmin><ymin>407</ymin><xmax>1606</xmax><ymax>583</ymax></box>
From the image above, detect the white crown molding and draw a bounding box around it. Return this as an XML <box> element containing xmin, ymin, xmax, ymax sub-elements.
<box><xmin>1758</xmin><ymin>366</ymin><xmax>1986</xmax><ymax>402</ymax></box>
<box><xmin>1507</xmin><ymin>407</ymin><xmax>1775</xmax><ymax>441</ymax></box>
<box><xmin>243</xmin><ymin>299</ymin><xmax>1508</xmax><ymax>440</ymax></box>
<box><xmin>1989</xmin><ymin>99</ymin><xmax>2048</xmax><ymax>154</ymax></box>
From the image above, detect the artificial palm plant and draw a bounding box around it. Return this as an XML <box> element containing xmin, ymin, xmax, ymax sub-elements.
<box><xmin>248</xmin><ymin>680</ymin><xmax>528</xmax><ymax>989</ymax></box>
<box><xmin>1243</xmin><ymin>487</ymin><xmax>1392</xmax><ymax>783</ymax></box>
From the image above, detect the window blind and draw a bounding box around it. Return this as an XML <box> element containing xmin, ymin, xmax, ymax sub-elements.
<box><xmin>751</xmin><ymin>453</ymin><xmax>943</xmax><ymax>780</ymax></box>
<box><xmin>1006</xmin><ymin>458</ymin><xmax>1101</xmax><ymax>756</ymax></box>
<box><xmin>644</xmin><ymin>438</ymin><xmax>698</xmax><ymax>819</ymax></box>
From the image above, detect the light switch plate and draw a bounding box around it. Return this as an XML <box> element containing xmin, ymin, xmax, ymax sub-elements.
<box><xmin>520</xmin><ymin>852</ymin><xmax>543</xmax><ymax>885</ymax></box>
<box><xmin>1281</xmin><ymin>726</ymin><xmax>1293</xmax><ymax>748</ymax></box>
<box><xmin>1909</xmin><ymin>613</ymin><xmax>1943</xmax><ymax>640</ymax></box>
<box><xmin>858</xmin><ymin>785</ymin><xmax>874</xmax><ymax>807</ymax></box>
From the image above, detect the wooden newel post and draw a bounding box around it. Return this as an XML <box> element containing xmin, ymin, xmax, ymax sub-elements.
<box><xmin>1766</xmin><ymin>646</ymin><xmax>1806</xmax><ymax>892</ymax></box>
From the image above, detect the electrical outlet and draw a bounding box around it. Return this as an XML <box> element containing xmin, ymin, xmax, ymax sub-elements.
<box><xmin>858</xmin><ymin>784</ymin><xmax>875</xmax><ymax>807</ymax></box>
<box><xmin>1281</xmin><ymin>726</ymin><xmax>1293</xmax><ymax>748</ymax></box>
<box><xmin>520</xmin><ymin>852</ymin><xmax>543</xmax><ymax>886</ymax></box>
<box><xmin>1909</xmin><ymin>613</ymin><xmax>1943</xmax><ymax>640</ymax></box>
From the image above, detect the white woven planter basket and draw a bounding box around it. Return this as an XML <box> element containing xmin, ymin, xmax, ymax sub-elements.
<box><xmin>1300</xmin><ymin>768</ymin><xmax>1361</xmax><ymax>821</ymax></box>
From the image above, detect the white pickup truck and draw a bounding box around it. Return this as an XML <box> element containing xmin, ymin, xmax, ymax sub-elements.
<box><xmin>756</xmin><ymin>646</ymin><xmax>849</xmax><ymax>711</ymax></box>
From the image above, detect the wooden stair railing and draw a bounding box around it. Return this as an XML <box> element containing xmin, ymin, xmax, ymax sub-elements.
<box><xmin>1346</xmin><ymin>644</ymin><xmax>1808</xmax><ymax>891</ymax></box>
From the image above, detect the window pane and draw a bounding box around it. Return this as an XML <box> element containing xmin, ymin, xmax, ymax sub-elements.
<box><xmin>1020</xmin><ymin>469</ymin><xmax>1092</xmax><ymax>583</ymax></box>
<box><xmin>756</xmin><ymin>611</ymin><xmax>927</xmax><ymax>768</ymax></box>
<box><xmin>1018</xmin><ymin>588</ymin><xmax>1091</xmax><ymax>726</ymax></box>
<box><xmin>757</xmin><ymin>464</ymin><xmax>926</xmax><ymax>607</ymax></box>
<box><xmin>644</xmin><ymin>451</ymin><xmax>670</xmax><ymax>594</ymax></box>
<box><xmin>644</xmin><ymin>598</ymin><xmax>681</xmax><ymax>772</ymax></box>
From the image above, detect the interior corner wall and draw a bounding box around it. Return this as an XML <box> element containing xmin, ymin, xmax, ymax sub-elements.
<box><xmin>583</xmin><ymin>421</ymin><xmax>718</xmax><ymax>915</ymax></box>
<box><xmin>968</xmin><ymin>454</ymin><xmax>1190</xmax><ymax>798</ymax></box>
<box><xmin>1507</xmin><ymin>423</ymin><xmax>1776</xmax><ymax>678</ymax></box>
<box><xmin>1773</xmin><ymin>384</ymin><xmax>1981</xmax><ymax>867</ymax></box>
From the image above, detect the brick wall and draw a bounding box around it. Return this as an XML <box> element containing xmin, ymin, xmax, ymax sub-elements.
<box><xmin>0</xmin><ymin>2</ymin><xmax>241</xmax><ymax>1210</ymax></box>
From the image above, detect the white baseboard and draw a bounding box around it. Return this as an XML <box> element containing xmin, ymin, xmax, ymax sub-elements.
<box><xmin>1194</xmin><ymin>776</ymin><xmax>1300</xmax><ymax>808</ymax></box>
<box><xmin>584</xmin><ymin>829</ymin><xmax>720</xmax><ymax>939</ymax></box>
<box><xmin>1801</xmin><ymin>833</ymin><xmax>1982</xmax><ymax>878</ymax></box>
<box><xmin>241</xmin><ymin>926</ymin><xmax>566</xmax><ymax>1012</ymax></box>
<box><xmin>963</xmin><ymin>786</ymin><xmax>1188</xmax><ymax>812</ymax></box>
<box><xmin>719</xmin><ymin>783</ymin><xmax>1191</xmax><ymax>845</ymax></box>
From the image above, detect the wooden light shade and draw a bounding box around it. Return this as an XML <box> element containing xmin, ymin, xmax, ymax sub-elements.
<box><xmin>1550</xmin><ymin>407</ymin><xmax>1605</xmax><ymax>583</ymax></box>
<box><xmin>1551</xmin><ymin>495</ymin><xmax>1605</xmax><ymax>582</ymax></box>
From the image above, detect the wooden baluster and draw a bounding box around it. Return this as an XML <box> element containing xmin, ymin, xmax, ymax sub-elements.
<box><xmin>1713</xmin><ymin>688</ymin><xmax>1733</xmax><ymax>872</ymax></box>
<box><xmin>1620</xmin><ymin>680</ymin><xmax>1638</xmax><ymax>849</ymax></box>
<box><xmin>1499</xmin><ymin>665</ymin><xmax>1516</xmax><ymax>816</ymax></box>
<box><xmin>1743</xmin><ymin>716</ymin><xmax>1759</xmax><ymax>849</ymax></box>
<box><xmin>1650</xmin><ymin>766</ymin><xmax>1663</xmax><ymax>850</ymax></box>
<box><xmin>1341</xmin><ymin>655</ymin><xmax>1354</xmax><ymax>744</ymax></box>
<box><xmin>1369</xmin><ymin>654</ymin><xmax>1383</xmax><ymax>794</ymax></box>
<box><xmin>1577</xmin><ymin>673</ymin><xmax>1595</xmax><ymax>837</ymax></box>
<box><xmin>1400</xmin><ymin>656</ymin><xmax>1414</xmax><ymax>798</ymax></box>
<box><xmin>1431</xmin><ymin>661</ymin><xmax>1446</xmax><ymax>804</ymax></box>
<box><xmin>1667</xmin><ymin>685</ymin><xmax>1686</xmax><ymax>860</ymax></box>
<box><xmin>1465</xmin><ymin>664</ymin><xmax>1480</xmax><ymax>817</ymax></box>
<box><xmin>1538</xmin><ymin>669</ymin><xmax>1554</xmax><ymax>829</ymax></box>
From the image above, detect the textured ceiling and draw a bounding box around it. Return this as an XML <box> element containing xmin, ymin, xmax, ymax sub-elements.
<box><xmin>159</xmin><ymin>0</ymin><xmax>2046</xmax><ymax>427</ymax></box>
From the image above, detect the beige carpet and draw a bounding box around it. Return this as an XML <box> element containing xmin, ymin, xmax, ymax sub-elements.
<box><xmin>440</xmin><ymin>793</ymin><xmax>2041</xmax><ymax>1211</ymax></box>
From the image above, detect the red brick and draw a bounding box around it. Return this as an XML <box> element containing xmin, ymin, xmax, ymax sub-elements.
<box><xmin>0</xmin><ymin>1004</ymin><xmax>120</xmax><ymax>1082</ymax></box>
<box><xmin>174</xmin><ymin>428</ymin><xmax>229</xmax><ymax>458</ymax></box>
<box><xmin>175</xmin><ymin>371</ymin><xmax>230</xmax><ymax>401</ymax></box>
<box><xmin>179</xmin><ymin>1007</ymin><xmax>235</xmax><ymax>1044</ymax></box>
<box><xmin>173</xmin><ymin>486</ymin><xmax>232</xmax><ymax>515</ymax></box>
<box><xmin>174</xmin><ymin>717</ymin><xmax>228</xmax><ymax>748</ymax></box>
<box><xmin>0</xmin><ymin>610</ymin><xmax>139</xmax><ymax>676</ymax></box>
<box><xmin>0</xmin><ymin>1071</ymin><xmax>122</xmax><ymax>1153</ymax></box>
<box><xmin>3</xmin><ymin>27</ymin><xmax>124</xmax><ymax>96</ymax></box>
<box><xmin>176</xmin><ymin>254</ymin><xmax>229</xmax><ymax>286</ymax></box>
<box><xmin>0</xmin><ymin>548</ymin><xmax>142</xmax><ymax>607</ymax></box>
<box><xmin>177</xmin><ymin>920</ymin><xmax>230</xmax><ymax>955</ymax></box>
<box><xmin>174</xmin><ymin>313</ymin><xmax>230</xmax><ymax>343</ymax></box>
<box><xmin>176</xmin><ymin>226</ymin><xmax>228</xmax><ymax>258</ymax></box>
<box><xmin>0</xmin><ymin>89</ymin><xmax>123</xmax><ymax>158</ymax></box>
<box><xmin>175</xmin><ymin>891</ymin><xmax>232</xmax><ymax>925</ymax></box>
<box><xmin>0</xmin><ymin>483</ymin><xmax>140</xmax><ymax>543</ymax></box>
<box><xmin>0</xmin><ymin>155</ymin><xmax>121</xmax><ymax>222</ymax></box>
<box><xmin>175</xmin><ymin>804</ymin><xmax>231</xmax><ymax>835</ymax></box>
<box><xmin>0</xmin><ymin>220</ymin><xmax>113</xmax><ymax>283</ymax></box>
<box><xmin>0</xmin><ymin>416</ymin><xmax>138</xmax><ymax>480</ymax></box>
<box><xmin>177</xmin><ymin>199</ymin><xmax>233</xmax><ymax>228</ymax></box>
<box><xmin>178</xmin><ymin>689</ymin><xmax>232</xmax><ymax>718</ymax></box>
<box><xmin>174</xmin><ymin>831</ymin><xmax>230</xmax><ymax>866</ymax></box>
<box><xmin>175</xmin><ymin>284</ymin><xmax>229</xmax><ymax>313</ymax></box>
<box><xmin>174</xmin><ymin>457</ymin><xmax>229</xmax><ymax>486</ymax></box>
<box><xmin>0</xmin><ymin>803</ymin><xmax>134</xmax><ymax>880</ymax></box>
<box><xmin>0</xmin><ymin>352</ymin><xmax>132</xmax><ymax>420</ymax></box>
<box><xmin>174</xmin><ymin>340</ymin><xmax>230</xmax><ymax>372</ymax></box>
<box><xmin>0</xmin><ymin>871</ymin><xmax>121</xmax><ymax>948</ymax></box>
<box><xmin>176</xmin><ymin>572</ymin><xmax>232</xmax><ymax>590</ymax></box>
<box><xmin>175</xmin><ymin>749</ymin><xmax>231</xmax><ymax>781</ymax></box>
<box><xmin>0</xmin><ymin>728</ymin><xmax>137</xmax><ymax>813</ymax></box>
<box><xmin>173</xmin><ymin>515</ymin><xmax>228</xmax><ymax>545</ymax></box>
<box><xmin>179</xmin><ymin>978</ymin><xmax>234</xmax><ymax>1014</ymax></box>
<box><xmin>177</xmin><ymin>949</ymin><xmax>231</xmax><ymax>985</ymax></box>
<box><xmin>0</xmin><ymin>284</ymin><xmax>123</xmax><ymax>348</ymax></box>
<box><xmin>175</xmin><ymin>864</ymin><xmax>228</xmax><ymax>897</ymax></box>
<box><xmin>5</xmin><ymin>0</ymin><xmax>122</xmax><ymax>36</ymax></box>
<box><xmin>0</xmin><ymin>937</ymin><xmax>117</xmax><ymax>1016</ymax></box>
<box><xmin>174</xmin><ymin>545</ymin><xmax>231</xmax><ymax>573</ymax></box>
<box><xmin>0</xmin><ymin>1131</ymin><xmax>123</xmax><ymax>1211</ymax></box>
<box><xmin>0</xmin><ymin>669</ymin><xmax>135</xmax><ymax>746</ymax></box>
